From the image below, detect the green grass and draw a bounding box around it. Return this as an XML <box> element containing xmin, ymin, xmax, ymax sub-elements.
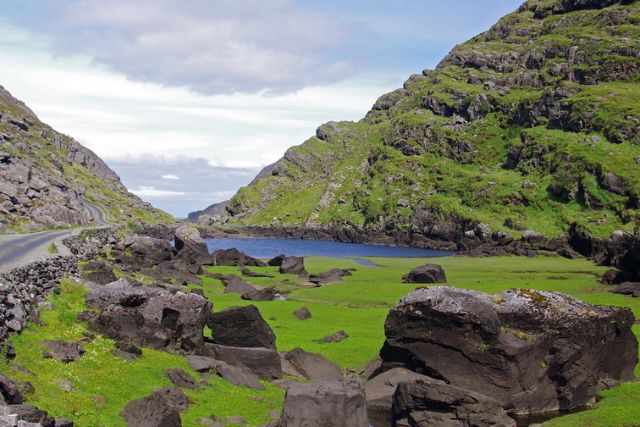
<box><xmin>3</xmin><ymin>255</ymin><xmax>640</xmax><ymax>426</ymax></box>
<box><xmin>47</xmin><ymin>243</ymin><xmax>58</xmax><ymax>254</ymax></box>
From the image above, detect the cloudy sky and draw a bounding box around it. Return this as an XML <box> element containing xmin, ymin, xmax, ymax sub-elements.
<box><xmin>0</xmin><ymin>0</ymin><xmax>521</xmax><ymax>217</ymax></box>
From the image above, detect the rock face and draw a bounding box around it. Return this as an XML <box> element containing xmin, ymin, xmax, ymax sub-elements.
<box><xmin>0</xmin><ymin>84</ymin><xmax>170</xmax><ymax>233</ymax></box>
<box><xmin>392</xmin><ymin>378</ymin><xmax>516</xmax><ymax>427</ymax></box>
<box><xmin>280</xmin><ymin>379</ymin><xmax>368</xmax><ymax>427</ymax></box>
<box><xmin>120</xmin><ymin>387</ymin><xmax>189</xmax><ymax>427</ymax></box>
<box><xmin>207</xmin><ymin>305</ymin><xmax>276</xmax><ymax>349</ymax></box>
<box><xmin>402</xmin><ymin>264</ymin><xmax>447</xmax><ymax>284</ymax></box>
<box><xmin>87</xmin><ymin>279</ymin><xmax>211</xmax><ymax>353</ymax></box>
<box><xmin>380</xmin><ymin>286</ymin><xmax>638</xmax><ymax>416</ymax></box>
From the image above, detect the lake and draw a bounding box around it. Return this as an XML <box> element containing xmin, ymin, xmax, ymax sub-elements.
<box><xmin>205</xmin><ymin>237</ymin><xmax>452</xmax><ymax>265</ymax></box>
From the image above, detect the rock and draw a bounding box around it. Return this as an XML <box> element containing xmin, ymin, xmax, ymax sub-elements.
<box><xmin>114</xmin><ymin>339</ymin><xmax>142</xmax><ymax>360</ymax></box>
<box><xmin>392</xmin><ymin>378</ymin><xmax>516</xmax><ymax>427</ymax></box>
<box><xmin>187</xmin><ymin>355</ymin><xmax>218</xmax><ymax>373</ymax></box>
<box><xmin>207</xmin><ymin>305</ymin><xmax>276</xmax><ymax>349</ymax></box>
<box><xmin>87</xmin><ymin>279</ymin><xmax>212</xmax><ymax>353</ymax></box>
<box><xmin>365</xmin><ymin>368</ymin><xmax>431</xmax><ymax>413</ymax></box>
<box><xmin>292</xmin><ymin>307</ymin><xmax>312</xmax><ymax>320</ymax></box>
<box><xmin>211</xmin><ymin>248</ymin><xmax>266</xmax><ymax>267</ymax></box>
<box><xmin>604</xmin><ymin>172</ymin><xmax>626</xmax><ymax>195</ymax></box>
<box><xmin>203</xmin><ymin>343</ymin><xmax>282</xmax><ymax>380</ymax></box>
<box><xmin>317</xmin><ymin>330</ymin><xmax>349</xmax><ymax>344</ymax></box>
<box><xmin>279</xmin><ymin>257</ymin><xmax>306</xmax><ymax>275</ymax></box>
<box><xmin>611</xmin><ymin>282</ymin><xmax>640</xmax><ymax>297</ymax></box>
<box><xmin>522</xmin><ymin>229</ymin><xmax>544</xmax><ymax>242</ymax></box>
<box><xmin>308</xmin><ymin>269</ymin><xmax>352</xmax><ymax>285</ymax></box>
<box><xmin>85</xmin><ymin>266</ymin><xmax>118</xmax><ymax>285</ymax></box>
<box><xmin>122</xmin><ymin>235</ymin><xmax>173</xmax><ymax>267</ymax></box>
<box><xmin>359</xmin><ymin>356</ymin><xmax>383</xmax><ymax>380</ymax></box>
<box><xmin>8</xmin><ymin>404</ymin><xmax>55</xmax><ymax>425</ymax></box>
<box><xmin>241</xmin><ymin>287</ymin><xmax>282</xmax><ymax>301</ymax></box>
<box><xmin>215</xmin><ymin>360</ymin><xmax>264</xmax><ymax>390</ymax></box>
<box><xmin>220</xmin><ymin>275</ymin><xmax>256</xmax><ymax>295</ymax></box>
<box><xmin>174</xmin><ymin>225</ymin><xmax>211</xmax><ymax>265</ymax></box>
<box><xmin>267</xmin><ymin>255</ymin><xmax>286</xmax><ymax>266</ymax></box>
<box><xmin>240</xmin><ymin>267</ymin><xmax>274</xmax><ymax>278</ymax></box>
<box><xmin>380</xmin><ymin>287</ymin><xmax>638</xmax><ymax>416</ymax></box>
<box><xmin>282</xmin><ymin>348</ymin><xmax>342</xmax><ymax>381</ymax></box>
<box><xmin>42</xmin><ymin>340</ymin><xmax>85</xmax><ymax>363</ymax></box>
<box><xmin>397</xmin><ymin>198</ymin><xmax>410</xmax><ymax>207</ymax></box>
<box><xmin>280</xmin><ymin>379</ymin><xmax>368</xmax><ymax>427</ymax></box>
<box><xmin>165</xmin><ymin>368</ymin><xmax>199</xmax><ymax>390</ymax></box>
<box><xmin>401</xmin><ymin>264</ymin><xmax>447</xmax><ymax>284</ymax></box>
<box><xmin>120</xmin><ymin>387</ymin><xmax>189</xmax><ymax>427</ymax></box>
<box><xmin>0</xmin><ymin>373</ymin><xmax>23</xmax><ymax>404</ymax></box>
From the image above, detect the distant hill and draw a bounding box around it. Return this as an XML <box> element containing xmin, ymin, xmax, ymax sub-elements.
<box><xmin>188</xmin><ymin>200</ymin><xmax>228</xmax><ymax>222</ymax></box>
<box><xmin>220</xmin><ymin>0</ymin><xmax>640</xmax><ymax>245</ymax></box>
<box><xmin>0</xmin><ymin>85</ymin><xmax>173</xmax><ymax>233</ymax></box>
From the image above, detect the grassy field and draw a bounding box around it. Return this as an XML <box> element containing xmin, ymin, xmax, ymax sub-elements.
<box><xmin>1</xmin><ymin>255</ymin><xmax>638</xmax><ymax>426</ymax></box>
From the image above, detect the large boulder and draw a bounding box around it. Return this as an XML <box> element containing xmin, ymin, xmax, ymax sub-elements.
<box><xmin>0</xmin><ymin>373</ymin><xmax>23</xmax><ymax>404</ymax></box>
<box><xmin>279</xmin><ymin>257</ymin><xmax>306</xmax><ymax>275</ymax></box>
<box><xmin>380</xmin><ymin>287</ymin><xmax>638</xmax><ymax>416</ymax></box>
<box><xmin>207</xmin><ymin>305</ymin><xmax>276</xmax><ymax>349</ymax></box>
<box><xmin>401</xmin><ymin>264</ymin><xmax>447</xmax><ymax>284</ymax></box>
<box><xmin>174</xmin><ymin>225</ymin><xmax>211</xmax><ymax>266</ymax></box>
<box><xmin>611</xmin><ymin>282</ymin><xmax>640</xmax><ymax>297</ymax></box>
<box><xmin>211</xmin><ymin>248</ymin><xmax>266</xmax><ymax>267</ymax></box>
<box><xmin>42</xmin><ymin>340</ymin><xmax>86</xmax><ymax>363</ymax></box>
<box><xmin>203</xmin><ymin>343</ymin><xmax>282</xmax><ymax>380</ymax></box>
<box><xmin>217</xmin><ymin>275</ymin><xmax>256</xmax><ymax>294</ymax></box>
<box><xmin>119</xmin><ymin>235</ymin><xmax>173</xmax><ymax>267</ymax></box>
<box><xmin>87</xmin><ymin>279</ymin><xmax>212</xmax><ymax>353</ymax></box>
<box><xmin>280</xmin><ymin>379</ymin><xmax>368</xmax><ymax>427</ymax></box>
<box><xmin>392</xmin><ymin>378</ymin><xmax>516</xmax><ymax>427</ymax></box>
<box><xmin>364</xmin><ymin>367</ymin><xmax>430</xmax><ymax>414</ymax></box>
<box><xmin>282</xmin><ymin>348</ymin><xmax>342</xmax><ymax>381</ymax></box>
<box><xmin>120</xmin><ymin>387</ymin><xmax>189</xmax><ymax>427</ymax></box>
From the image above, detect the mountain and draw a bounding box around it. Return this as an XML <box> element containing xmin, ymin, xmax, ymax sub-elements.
<box><xmin>220</xmin><ymin>0</ymin><xmax>640</xmax><ymax>247</ymax></box>
<box><xmin>188</xmin><ymin>200</ymin><xmax>228</xmax><ymax>223</ymax></box>
<box><xmin>0</xmin><ymin>85</ymin><xmax>173</xmax><ymax>233</ymax></box>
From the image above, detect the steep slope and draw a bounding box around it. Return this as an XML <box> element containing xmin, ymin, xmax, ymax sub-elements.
<box><xmin>224</xmin><ymin>0</ymin><xmax>640</xmax><ymax>246</ymax></box>
<box><xmin>0</xmin><ymin>85</ymin><xmax>173</xmax><ymax>233</ymax></box>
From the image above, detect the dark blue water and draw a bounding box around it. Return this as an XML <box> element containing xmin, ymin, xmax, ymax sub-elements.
<box><xmin>205</xmin><ymin>237</ymin><xmax>452</xmax><ymax>264</ymax></box>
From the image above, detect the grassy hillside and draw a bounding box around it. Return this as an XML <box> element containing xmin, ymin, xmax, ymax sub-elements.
<box><xmin>226</xmin><ymin>0</ymin><xmax>640</xmax><ymax>240</ymax></box>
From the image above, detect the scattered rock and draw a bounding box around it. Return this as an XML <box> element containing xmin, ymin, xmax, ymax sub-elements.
<box><xmin>7</xmin><ymin>403</ymin><xmax>55</xmax><ymax>426</ymax></box>
<box><xmin>522</xmin><ymin>229</ymin><xmax>544</xmax><ymax>242</ymax></box>
<box><xmin>364</xmin><ymin>367</ymin><xmax>430</xmax><ymax>413</ymax></box>
<box><xmin>292</xmin><ymin>307</ymin><xmax>311</xmax><ymax>320</ymax></box>
<box><xmin>280</xmin><ymin>379</ymin><xmax>368</xmax><ymax>427</ymax></box>
<box><xmin>380</xmin><ymin>286</ymin><xmax>638</xmax><ymax>416</ymax></box>
<box><xmin>215</xmin><ymin>361</ymin><xmax>264</xmax><ymax>390</ymax></box>
<box><xmin>279</xmin><ymin>257</ymin><xmax>306</xmax><ymax>275</ymax></box>
<box><xmin>0</xmin><ymin>373</ymin><xmax>23</xmax><ymax>404</ymax></box>
<box><xmin>207</xmin><ymin>305</ymin><xmax>276</xmax><ymax>349</ymax></box>
<box><xmin>401</xmin><ymin>264</ymin><xmax>447</xmax><ymax>284</ymax></box>
<box><xmin>220</xmin><ymin>275</ymin><xmax>256</xmax><ymax>295</ymax></box>
<box><xmin>282</xmin><ymin>348</ymin><xmax>342</xmax><ymax>381</ymax></box>
<box><xmin>392</xmin><ymin>378</ymin><xmax>516</xmax><ymax>427</ymax></box>
<box><xmin>85</xmin><ymin>267</ymin><xmax>117</xmax><ymax>285</ymax></box>
<box><xmin>174</xmin><ymin>225</ymin><xmax>211</xmax><ymax>265</ymax></box>
<box><xmin>611</xmin><ymin>282</ymin><xmax>640</xmax><ymax>297</ymax></box>
<box><xmin>240</xmin><ymin>267</ymin><xmax>274</xmax><ymax>278</ymax></box>
<box><xmin>241</xmin><ymin>287</ymin><xmax>282</xmax><ymax>301</ymax></box>
<box><xmin>120</xmin><ymin>387</ymin><xmax>189</xmax><ymax>427</ymax></box>
<box><xmin>211</xmin><ymin>248</ymin><xmax>266</xmax><ymax>267</ymax></box>
<box><xmin>165</xmin><ymin>368</ymin><xmax>199</xmax><ymax>390</ymax></box>
<box><xmin>267</xmin><ymin>255</ymin><xmax>286</xmax><ymax>267</ymax></box>
<box><xmin>317</xmin><ymin>330</ymin><xmax>349</xmax><ymax>344</ymax></box>
<box><xmin>308</xmin><ymin>269</ymin><xmax>352</xmax><ymax>285</ymax></box>
<box><xmin>114</xmin><ymin>339</ymin><xmax>142</xmax><ymax>360</ymax></box>
<box><xmin>42</xmin><ymin>340</ymin><xmax>85</xmax><ymax>363</ymax></box>
<box><xmin>187</xmin><ymin>355</ymin><xmax>218</xmax><ymax>373</ymax></box>
<box><xmin>203</xmin><ymin>343</ymin><xmax>282</xmax><ymax>380</ymax></box>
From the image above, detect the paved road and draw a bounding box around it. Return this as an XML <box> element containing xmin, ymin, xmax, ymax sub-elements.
<box><xmin>0</xmin><ymin>203</ymin><xmax>111</xmax><ymax>273</ymax></box>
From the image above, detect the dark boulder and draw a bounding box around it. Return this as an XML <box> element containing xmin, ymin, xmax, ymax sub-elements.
<box><xmin>8</xmin><ymin>404</ymin><xmax>55</xmax><ymax>426</ymax></box>
<box><xmin>612</xmin><ymin>282</ymin><xmax>640</xmax><ymax>297</ymax></box>
<box><xmin>380</xmin><ymin>287</ymin><xmax>638</xmax><ymax>416</ymax></box>
<box><xmin>165</xmin><ymin>368</ymin><xmax>199</xmax><ymax>390</ymax></box>
<box><xmin>241</xmin><ymin>287</ymin><xmax>282</xmax><ymax>301</ymax></box>
<box><xmin>174</xmin><ymin>225</ymin><xmax>211</xmax><ymax>266</ymax></box>
<box><xmin>282</xmin><ymin>348</ymin><xmax>342</xmax><ymax>381</ymax></box>
<box><xmin>120</xmin><ymin>235</ymin><xmax>173</xmax><ymax>267</ymax></box>
<box><xmin>114</xmin><ymin>339</ymin><xmax>142</xmax><ymax>360</ymax></box>
<box><xmin>392</xmin><ymin>378</ymin><xmax>516</xmax><ymax>427</ymax></box>
<box><xmin>203</xmin><ymin>343</ymin><xmax>282</xmax><ymax>380</ymax></box>
<box><xmin>280</xmin><ymin>379</ymin><xmax>368</xmax><ymax>427</ymax></box>
<box><xmin>207</xmin><ymin>305</ymin><xmax>276</xmax><ymax>349</ymax></box>
<box><xmin>308</xmin><ymin>269</ymin><xmax>352</xmax><ymax>285</ymax></box>
<box><xmin>279</xmin><ymin>257</ymin><xmax>306</xmax><ymax>275</ymax></box>
<box><xmin>317</xmin><ymin>330</ymin><xmax>349</xmax><ymax>344</ymax></box>
<box><xmin>120</xmin><ymin>387</ymin><xmax>189</xmax><ymax>427</ymax></box>
<box><xmin>214</xmin><ymin>360</ymin><xmax>264</xmax><ymax>390</ymax></box>
<box><xmin>87</xmin><ymin>279</ymin><xmax>211</xmax><ymax>353</ymax></box>
<box><xmin>292</xmin><ymin>307</ymin><xmax>312</xmax><ymax>320</ymax></box>
<box><xmin>42</xmin><ymin>340</ymin><xmax>85</xmax><ymax>363</ymax></box>
<box><xmin>364</xmin><ymin>367</ymin><xmax>430</xmax><ymax>414</ymax></box>
<box><xmin>186</xmin><ymin>355</ymin><xmax>218</xmax><ymax>373</ymax></box>
<box><xmin>268</xmin><ymin>254</ymin><xmax>286</xmax><ymax>266</ymax></box>
<box><xmin>402</xmin><ymin>264</ymin><xmax>447</xmax><ymax>284</ymax></box>
<box><xmin>85</xmin><ymin>266</ymin><xmax>117</xmax><ymax>285</ymax></box>
<box><xmin>0</xmin><ymin>373</ymin><xmax>23</xmax><ymax>404</ymax></box>
<box><xmin>211</xmin><ymin>248</ymin><xmax>266</xmax><ymax>267</ymax></box>
<box><xmin>220</xmin><ymin>275</ymin><xmax>256</xmax><ymax>295</ymax></box>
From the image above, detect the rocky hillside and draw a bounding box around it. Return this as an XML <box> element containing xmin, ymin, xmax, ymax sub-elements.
<box><xmin>0</xmin><ymin>85</ymin><xmax>173</xmax><ymax>233</ymax></box>
<box><xmin>223</xmin><ymin>0</ymin><xmax>640</xmax><ymax>246</ymax></box>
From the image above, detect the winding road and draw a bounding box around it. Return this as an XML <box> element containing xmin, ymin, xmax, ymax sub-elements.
<box><xmin>0</xmin><ymin>202</ymin><xmax>112</xmax><ymax>273</ymax></box>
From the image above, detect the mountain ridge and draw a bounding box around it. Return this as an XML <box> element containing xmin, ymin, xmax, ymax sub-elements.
<box><xmin>209</xmin><ymin>0</ymin><xmax>640</xmax><ymax>247</ymax></box>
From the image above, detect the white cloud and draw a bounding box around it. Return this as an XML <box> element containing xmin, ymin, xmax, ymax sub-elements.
<box><xmin>130</xmin><ymin>186</ymin><xmax>186</xmax><ymax>197</ymax></box>
<box><xmin>29</xmin><ymin>0</ymin><xmax>355</xmax><ymax>95</ymax></box>
<box><xmin>161</xmin><ymin>174</ymin><xmax>180</xmax><ymax>181</ymax></box>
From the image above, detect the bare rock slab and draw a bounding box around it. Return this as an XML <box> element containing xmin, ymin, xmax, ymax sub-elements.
<box><xmin>401</xmin><ymin>264</ymin><xmax>447</xmax><ymax>284</ymax></box>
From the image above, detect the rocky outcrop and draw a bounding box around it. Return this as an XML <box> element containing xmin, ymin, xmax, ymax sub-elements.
<box><xmin>279</xmin><ymin>379</ymin><xmax>368</xmax><ymax>427</ymax></box>
<box><xmin>87</xmin><ymin>279</ymin><xmax>212</xmax><ymax>354</ymax></box>
<box><xmin>401</xmin><ymin>264</ymin><xmax>447</xmax><ymax>284</ymax></box>
<box><xmin>380</xmin><ymin>287</ymin><xmax>638</xmax><ymax>417</ymax></box>
<box><xmin>206</xmin><ymin>305</ymin><xmax>276</xmax><ymax>349</ymax></box>
<box><xmin>120</xmin><ymin>387</ymin><xmax>188</xmax><ymax>427</ymax></box>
